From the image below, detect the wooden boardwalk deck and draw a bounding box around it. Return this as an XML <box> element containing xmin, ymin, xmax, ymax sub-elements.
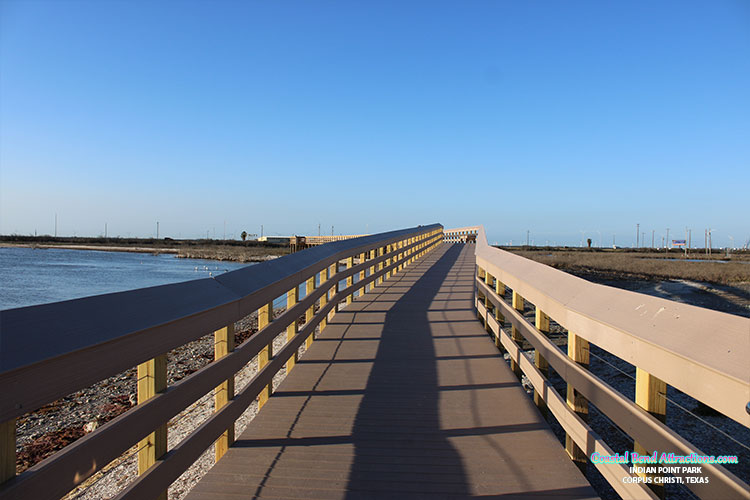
<box><xmin>186</xmin><ymin>244</ymin><xmax>597</xmax><ymax>499</ymax></box>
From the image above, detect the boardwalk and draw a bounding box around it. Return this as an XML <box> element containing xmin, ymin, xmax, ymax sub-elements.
<box><xmin>186</xmin><ymin>244</ymin><xmax>596</xmax><ymax>499</ymax></box>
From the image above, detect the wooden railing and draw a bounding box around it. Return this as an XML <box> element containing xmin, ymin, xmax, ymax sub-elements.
<box><xmin>461</xmin><ymin>225</ymin><xmax>750</xmax><ymax>499</ymax></box>
<box><xmin>0</xmin><ymin>224</ymin><xmax>444</xmax><ymax>500</ymax></box>
<box><xmin>443</xmin><ymin>226</ymin><xmax>478</xmax><ymax>244</ymax></box>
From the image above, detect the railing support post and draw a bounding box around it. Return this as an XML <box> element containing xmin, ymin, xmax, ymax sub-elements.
<box><xmin>305</xmin><ymin>276</ymin><xmax>315</xmax><ymax>348</ymax></box>
<box><xmin>214</xmin><ymin>324</ymin><xmax>234</xmax><ymax>460</ymax></box>
<box><xmin>319</xmin><ymin>267</ymin><xmax>329</xmax><ymax>331</ymax></box>
<box><xmin>329</xmin><ymin>262</ymin><xmax>338</xmax><ymax>319</ymax></box>
<box><xmin>286</xmin><ymin>286</ymin><xmax>299</xmax><ymax>371</ymax></box>
<box><xmin>566</xmin><ymin>332</ymin><xmax>589</xmax><ymax>470</ymax></box>
<box><xmin>494</xmin><ymin>279</ymin><xmax>506</xmax><ymax>351</ymax></box>
<box><xmin>510</xmin><ymin>291</ymin><xmax>525</xmax><ymax>378</ymax></box>
<box><xmin>635</xmin><ymin>367</ymin><xmax>667</xmax><ymax>498</ymax></box>
<box><xmin>386</xmin><ymin>245</ymin><xmax>392</xmax><ymax>279</ymax></box>
<box><xmin>258</xmin><ymin>302</ymin><xmax>274</xmax><ymax>408</ymax></box>
<box><xmin>0</xmin><ymin>419</ymin><xmax>15</xmax><ymax>484</ymax></box>
<box><xmin>534</xmin><ymin>309</ymin><xmax>550</xmax><ymax>415</ymax></box>
<box><xmin>358</xmin><ymin>252</ymin><xmax>366</xmax><ymax>297</ymax></box>
<box><xmin>137</xmin><ymin>353</ymin><xmax>168</xmax><ymax>500</ymax></box>
<box><xmin>368</xmin><ymin>249</ymin><xmax>376</xmax><ymax>291</ymax></box>
<box><xmin>378</xmin><ymin>247</ymin><xmax>385</xmax><ymax>284</ymax></box>
<box><xmin>483</xmin><ymin>272</ymin><xmax>492</xmax><ymax>333</ymax></box>
<box><xmin>346</xmin><ymin>256</ymin><xmax>354</xmax><ymax>305</ymax></box>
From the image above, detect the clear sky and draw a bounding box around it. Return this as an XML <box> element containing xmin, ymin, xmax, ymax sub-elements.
<box><xmin>1</xmin><ymin>1</ymin><xmax>748</xmax><ymax>247</ymax></box>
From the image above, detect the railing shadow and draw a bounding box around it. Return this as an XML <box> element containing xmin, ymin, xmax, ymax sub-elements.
<box><xmin>344</xmin><ymin>244</ymin><xmax>471</xmax><ymax>496</ymax></box>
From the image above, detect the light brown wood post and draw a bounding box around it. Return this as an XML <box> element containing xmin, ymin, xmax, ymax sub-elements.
<box><xmin>386</xmin><ymin>245</ymin><xmax>392</xmax><ymax>279</ymax></box>
<box><xmin>566</xmin><ymin>332</ymin><xmax>589</xmax><ymax>469</ymax></box>
<box><xmin>359</xmin><ymin>252</ymin><xmax>367</xmax><ymax>297</ymax></box>
<box><xmin>138</xmin><ymin>353</ymin><xmax>167</xmax><ymax>499</ymax></box>
<box><xmin>534</xmin><ymin>309</ymin><xmax>550</xmax><ymax>414</ymax></box>
<box><xmin>510</xmin><ymin>291</ymin><xmax>525</xmax><ymax>378</ymax></box>
<box><xmin>346</xmin><ymin>256</ymin><xmax>354</xmax><ymax>304</ymax></box>
<box><xmin>328</xmin><ymin>263</ymin><xmax>338</xmax><ymax>319</ymax></box>
<box><xmin>214</xmin><ymin>324</ymin><xmax>235</xmax><ymax>461</ymax></box>
<box><xmin>305</xmin><ymin>276</ymin><xmax>315</xmax><ymax>348</ymax></box>
<box><xmin>258</xmin><ymin>302</ymin><xmax>274</xmax><ymax>408</ymax></box>
<box><xmin>0</xmin><ymin>419</ymin><xmax>15</xmax><ymax>483</ymax></box>
<box><xmin>378</xmin><ymin>247</ymin><xmax>385</xmax><ymax>284</ymax></box>
<box><xmin>286</xmin><ymin>285</ymin><xmax>299</xmax><ymax>371</ymax></box>
<box><xmin>319</xmin><ymin>267</ymin><xmax>329</xmax><ymax>331</ymax></box>
<box><xmin>635</xmin><ymin>367</ymin><xmax>667</xmax><ymax>498</ymax></box>
<box><xmin>483</xmin><ymin>271</ymin><xmax>492</xmax><ymax>333</ymax></box>
<box><xmin>493</xmin><ymin>279</ymin><xmax>506</xmax><ymax>351</ymax></box>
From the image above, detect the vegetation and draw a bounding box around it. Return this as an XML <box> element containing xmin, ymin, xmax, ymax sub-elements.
<box><xmin>503</xmin><ymin>247</ymin><xmax>750</xmax><ymax>285</ymax></box>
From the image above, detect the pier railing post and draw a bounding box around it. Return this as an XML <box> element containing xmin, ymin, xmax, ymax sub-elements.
<box><xmin>329</xmin><ymin>262</ymin><xmax>338</xmax><ymax>319</ymax></box>
<box><xmin>286</xmin><ymin>286</ymin><xmax>299</xmax><ymax>371</ymax></box>
<box><xmin>566</xmin><ymin>332</ymin><xmax>589</xmax><ymax>470</ymax></box>
<box><xmin>305</xmin><ymin>276</ymin><xmax>315</xmax><ymax>348</ymax></box>
<box><xmin>214</xmin><ymin>324</ymin><xmax>234</xmax><ymax>460</ymax></box>
<box><xmin>137</xmin><ymin>353</ymin><xmax>168</xmax><ymax>500</ymax></box>
<box><xmin>258</xmin><ymin>302</ymin><xmax>274</xmax><ymax>408</ymax></box>
<box><xmin>346</xmin><ymin>256</ymin><xmax>354</xmax><ymax>305</ymax></box>
<box><xmin>494</xmin><ymin>279</ymin><xmax>506</xmax><ymax>351</ymax></box>
<box><xmin>319</xmin><ymin>267</ymin><xmax>329</xmax><ymax>331</ymax></box>
<box><xmin>483</xmin><ymin>271</ymin><xmax>492</xmax><ymax>333</ymax></box>
<box><xmin>358</xmin><ymin>252</ymin><xmax>366</xmax><ymax>297</ymax></box>
<box><xmin>510</xmin><ymin>291</ymin><xmax>525</xmax><ymax>378</ymax></box>
<box><xmin>0</xmin><ymin>419</ymin><xmax>15</xmax><ymax>484</ymax></box>
<box><xmin>368</xmin><ymin>249</ymin><xmax>376</xmax><ymax>292</ymax></box>
<box><xmin>378</xmin><ymin>247</ymin><xmax>385</xmax><ymax>284</ymax></box>
<box><xmin>635</xmin><ymin>368</ymin><xmax>667</xmax><ymax>497</ymax></box>
<box><xmin>534</xmin><ymin>309</ymin><xmax>550</xmax><ymax>415</ymax></box>
<box><xmin>386</xmin><ymin>245</ymin><xmax>392</xmax><ymax>279</ymax></box>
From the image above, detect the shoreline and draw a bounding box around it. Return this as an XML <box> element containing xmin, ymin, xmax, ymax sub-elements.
<box><xmin>0</xmin><ymin>242</ymin><xmax>286</xmax><ymax>263</ymax></box>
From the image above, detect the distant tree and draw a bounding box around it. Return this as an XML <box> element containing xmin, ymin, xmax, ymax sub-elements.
<box><xmin>587</xmin><ymin>238</ymin><xmax>592</xmax><ymax>248</ymax></box>
<box><xmin>241</xmin><ymin>231</ymin><xmax>248</xmax><ymax>241</ymax></box>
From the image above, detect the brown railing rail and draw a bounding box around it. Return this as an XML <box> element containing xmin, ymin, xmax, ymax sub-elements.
<box><xmin>0</xmin><ymin>224</ymin><xmax>444</xmax><ymax>500</ymax></box>
<box><xmin>456</xmin><ymin>225</ymin><xmax>750</xmax><ymax>499</ymax></box>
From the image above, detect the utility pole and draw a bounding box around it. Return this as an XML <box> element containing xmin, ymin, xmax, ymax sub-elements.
<box><xmin>708</xmin><ymin>229</ymin><xmax>712</xmax><ymax>255</ymax></box>
<box><xmin>318</xmin><ymin>223</ymin><xmax>321</xmax><ymax>237</ymax></box>
<box><xmin>613</xmin><ymin>234</ymin><xmax>616</xmax><ymax>247</ymax></box>
<box><xmin>54</xmin><ymin>213</ymin><xmax>58</xmax><ymax>237</ymax></box>
<box><xmin>636</xmin><ymin>223</ymin><xmax>640</xmax><ymax>248</ymax></box>
<box><xmin>331</xmin><ymin>225</ymin><xmax>334</xmax><ymax>236</ymax></box>
<box><xmin>261</xmin><ymin>225</ymin><xmax>264</xmax><ymax>238</ymax></box>
<box><xmin>688</xmin><ymin>229</ymin><xmax>692</xmax><ymax>250</ymax></box>
<box><xmin>666</xmin><ymin>228</ymin><xmax>670</xmax><ymax>250</ymax></box>
<box><xmin>223</xmin><ymin>220</ymin><xmax>226</xmax><ymax>240</ymax></box>
<box><xmin>156</xmin><ymin>221</ymin><xmax>159</xmax><ymax>239</ymax></box>
<box><xmin>652</xmin><ymin>230</ymin><xmax>655</xmax><ymax>249</ymax></box>
<box><xmin>105</xmin><ymin>222</ymin><xmax>108</xmax><ymax>238</ymax></box>
<box><xmin>526</xmin><ymin>230</ymin><xmax>530</xmax><ymax>246</ymax></box>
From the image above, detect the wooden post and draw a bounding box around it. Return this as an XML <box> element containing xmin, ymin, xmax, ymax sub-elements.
<box><xmin>328</xmin><ymin>263</ymin><xmax>337</xmax><ymax>320</ymax></box>
<box><xmin>358</xmin><ymin>252</ymin><xmax>366</xmax><ymax>297</ymax></box>
<box><xmin>510</xmin><ymin>291</ymin><xmax>525</xmax><ymax>378</ymax></box>
<box><xmin>386</xmin><ymin>245</ymin><xmax>392</xmax><ymax>279</ymax></box>
<box><xmin>346</xmin><ymin>256</ymin><xmax>354</xmax><ymax>305</ymax></box>
<box><xmin>534</xmin><ymin>309</ymin><xmax>550</xmax><ymax>414</ymax></box>
<box><xmin>286</xmin><ymin>285</ymin><xmax>299</xmax><ymax>371</ymax></box>
<box><xmin>0</xmin><ymin>419</ymin><xmax>15</xmax><ymax>483</ymax></box>
<box><xmin>635</xmin><ymin>367</ymin><xmax>667</xmax><ymax>497</ymax></box>
<box><xmin>494</xmin><ymin>278</ymin><xmax>506</xmax><ymax>351</ymax></box>
<box><xmin>378</xmin><ymin>247</ymin><xmax>385</xmax><ymax>284</ymax></box>
<box><xmin>214</xmin><ymin>324</ymin><xmax>234</xmax><ymax>461</ymax></box>
<box><xmin>258</xmin><ymin>302</ymin><xmax>274</xmax><ymax>408</ymax></box>
<box><xmin>368</xmin><ymin>249</ymin><xmax>376</xmax><ymax>292</ymax></box>
<box><xmin>305</xmin><ymin>276</ymin><xmax>315</xmax><ymax>348</ymax></box>
<box><xmin>138</xmin><ymin>353</ymin><xmax>167</xmax><ymax>499</ymax></box>
<box><xmin>483</xmin><ymin>272</ymin><xmax>492</xmax><ymax>333</ymax></box>
<box><xmin>566</xmin><ymin>332</ymin><xmax>589</xmax><ymax>469</ymax></box>
<box><xmin>319</xmin><ymin>267</ymin><xmax>329</xmax><ymax>331</ymax></box>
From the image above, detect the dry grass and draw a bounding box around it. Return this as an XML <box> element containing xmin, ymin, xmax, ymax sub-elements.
<box><xmin>175</xmin><ymin>244</ymin><xmax>289</xmax><ymax>262</ymax></box>
<box><xmin>506</xmin><ymin>249</ymin><xmax>750</xmax><ymax>285</ymax></box>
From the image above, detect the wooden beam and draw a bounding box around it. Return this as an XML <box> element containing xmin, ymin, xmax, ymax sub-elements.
<box><xmin>510</xmin><ymin>291</ymin><xmax>525</xmax><ymax>378</ymax></box>
<box><xmin>378</xmin><ymin>247</ymin><xmax>385</xmax><ymax>284</ymax></box>
<box><xmin>358</xmin><ymin>252</ymin><xmax>366</xmax><ymax>297</ymax></box>
<box><xmin>214</xmin><ymin>324</ymin><xmax>234</xmax><ymax>461</ymax></box>
<box><xmin>286</xmin><ymin>286</ymin><xmax>299</xmax><ymax>371</ymax></box>
<box><xmin>305</xmin><ymin>276</ymin><xmax>315</xmax><ymax>348</ymax></box>
<box><xmin>328</xmin><ymin>263</ymin><xmax>337</xmax><ymax>321</ymax></box>
<box><xmin>257</xmin><ymin>302</ymin><xmax>274</xmax><ymax>408</ymax></box>
<box><xmin>566</xmin><ymin>332</ymin><xmax>589</xmax><ymax>469</ymax></box>
<box><xmin>0</xmin><ymin>418</ymin><xmax>15</xmax><ymax>483</ymax></box>
<box><xmin>635</xmin><ymin>367</ymin><xmax>667</xmax><ymax>497</ymax></box>
<box><xmin>346</xmin><ymin>256</ymin><xmax>354</xmax><ymax>305</ymax></box>
<box><xmin>534</xmin><ymin>309</ymin><xmax>550</xmax><ymax>414</ymax></box>
<box><xmin>319</xmin><ymin>267</ymin><xmax>329</xmax><ymax>331</ymax></box>
<box><xmin>137</xmin><ymin>353</ymin><xmax>167</xmax><ymax>500</ymax></box>
<box><xmin>368</xmin><ymin>249</ymin><xmax>376</xmax><ymax>292</ymax></box>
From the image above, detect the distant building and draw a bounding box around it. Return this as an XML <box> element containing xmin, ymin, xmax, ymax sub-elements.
<box><xmin>257</xmin><ymin>236</ymin><xmax>291</xmax><ymax>245</ymax></box>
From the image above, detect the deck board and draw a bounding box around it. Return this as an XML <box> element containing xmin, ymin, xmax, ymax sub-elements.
<box><xmin>186</xmin><ymin>244</ymin><xmax>598</xmax><ymax>499</ymax></box>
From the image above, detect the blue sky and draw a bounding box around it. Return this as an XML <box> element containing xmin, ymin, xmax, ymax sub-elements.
<box><xmin>1</xmin><ymin>1</ymin><xmax>748</xmax><ymax>247</ymax></box>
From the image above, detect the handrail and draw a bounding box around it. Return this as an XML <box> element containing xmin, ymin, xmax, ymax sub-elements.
<box><xmin>465</xmin><ymin>225</ymin><xmax>750</xmax><ymax>499</ymax></box>
<box><xmin>0</xmin><ymin>224</ymin><xmax>444</xmax><ymax>500</ymax></box>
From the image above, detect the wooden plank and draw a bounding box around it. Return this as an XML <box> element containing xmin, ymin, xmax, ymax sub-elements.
<box><xmin>346</xmin><ymin>257</ymin><xmax>354</xmax><ymax>305</ymax></box>
<box><xmin>534</xmin><ymin>309</ymin><xmax>550</xmax><ymax>413</ymax></box>
<box><xmin>0</xmin><ymin>419</ymin><xmax>14</xmax><ymax>483</ymax></box>
<box><xmin>510</xmin><ymin>291</ymin><xmax>524</xmax><ymax>378</ymax></box>
<box><xmin>286</xmin><ymin>287</ymin><xmax>299</xmax><ymax>372</ymax></box>
<box><xmin>214</xmin><ymin>324</ymin><xmax>235</xmax><ymax>460</ymax></box>
<box><xmin>566</xmin><ymin>332</ymin><xmax>589</xmax><ymax>467</ymax></box>
<box><xmin>635</xmin><ymin>368</ymin><xmax>667</xmax><ymax>497</ymax></box>
<box><xmin>258</xmin><ymin>302</ymin><xmax>274</xmax><ymax>408</ymax></box>
<box><xmin>137</xmin><ymin>354</ymin><xmax>167</xmax><ymax>500</ymax></box>
<box><xmin>319</xmin><ymin>267</ymin><xmax>328</xmax><ymax>332</ymax></box>
<box><xmin>306</xmin><ymin>276</ymin><xmax>316</xmax><ymax>348</ymax></box>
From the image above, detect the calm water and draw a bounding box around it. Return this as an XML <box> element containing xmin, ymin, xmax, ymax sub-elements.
<box><xmin>0</xmin><ymin>247</ymin><xmax>249</xmax><ymax>310</ymax></box>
